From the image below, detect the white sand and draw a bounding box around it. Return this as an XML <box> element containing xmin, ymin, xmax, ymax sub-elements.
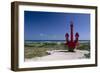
<box><xmin>25</xmin><ymin>50</ymin><xmax>89</xmax><ymax>62</ymax></box>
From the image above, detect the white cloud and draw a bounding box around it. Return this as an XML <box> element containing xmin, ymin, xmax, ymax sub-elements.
<box><xmin>40</xmin><ymin>33</ymin><xmax>44</xmax><ymax>36</ymax></box>
<box><xmin>52</xmin><ymin>35</ymin><xmax>57</xmax><ymax>39</ymax></box>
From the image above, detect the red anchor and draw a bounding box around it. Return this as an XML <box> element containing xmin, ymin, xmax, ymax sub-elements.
<box><xmin>65</xmin><ymin>21</ymin><xmax>79</xmax><ymax>52</ymax></box>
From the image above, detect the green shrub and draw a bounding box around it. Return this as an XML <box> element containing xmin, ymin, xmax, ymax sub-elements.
<box><xmin>77</xmin><ymin>44</ymin><xmax>90</xmax><ymax>51</ymax></box>
<box><xmin>84</xmin><ymin>53</ymin><xmax>90</xmax><ymax>58</ymax></box>
<box><xmin>25</xmin><ymin>47</ymin><xmax>48</xmax><ymax>59</ymax></box>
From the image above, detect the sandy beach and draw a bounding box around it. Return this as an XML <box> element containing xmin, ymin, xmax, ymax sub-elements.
<box><xmin>25</xmin><ymin>49</ymin><xmax>89</xmax><ymax>62</ymax></box>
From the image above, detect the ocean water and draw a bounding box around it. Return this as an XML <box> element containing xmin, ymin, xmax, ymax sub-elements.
<box><xmin>25</xmin><ymin>40</ymin><xmax>90</xmax><ymax>44</ymax></box>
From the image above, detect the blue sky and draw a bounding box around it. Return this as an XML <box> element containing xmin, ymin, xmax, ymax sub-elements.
<box><xmin>24</xmin><ymin>11</ymin><xmax>90</xmax><ymax>40</ymax></box>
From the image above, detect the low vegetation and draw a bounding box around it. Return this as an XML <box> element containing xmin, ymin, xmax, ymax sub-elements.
<box><xmin>77</xmin><ymin>43</ymin><xmax>90</xmax><ymax>51</ymax></box>
<box><xmin>25</xmin><ymin>47</ymin><xmax>48</xmax><ymax>58</ymax></box>
<box><xmin>84</xmin><ymin>53</ymin><xmax>90</xmax><ymax>58</ymax></box>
